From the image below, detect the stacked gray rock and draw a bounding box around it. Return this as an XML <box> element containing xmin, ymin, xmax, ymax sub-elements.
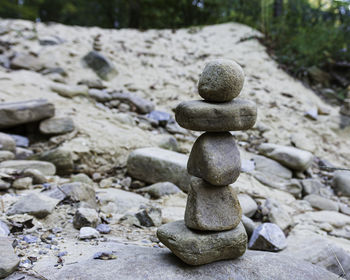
<box><xmin>157</xmin><ymin>59</ymin><xmax>257</xmax><ymax>265</ymax></box>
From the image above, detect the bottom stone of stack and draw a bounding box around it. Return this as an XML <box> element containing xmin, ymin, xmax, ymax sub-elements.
<box><xmin>157</xmin><ymin>220</ymin><xmax>247</xmax><ymax>266</ymax></box>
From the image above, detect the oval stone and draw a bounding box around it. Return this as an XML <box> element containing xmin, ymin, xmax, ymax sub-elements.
<box><xmin>198</xmin><ymin>59</ymin><xmax>244</xmax><ymax>102</ymax></box>
<box><xmin>175</xmin><ymin>99</ymin><xmax>257</xmax><ymax>131</ymax></box>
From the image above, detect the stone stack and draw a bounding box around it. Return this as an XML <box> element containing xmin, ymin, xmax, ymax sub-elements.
<box><xmin>157</xmin><ymin>59</ymin><xmax>257</xmax><ymax>265</ymax></box>
<box><xmin>93</xmin><ymin>34</ymin><xmax>102</xmax><ymax>52</ymax></box>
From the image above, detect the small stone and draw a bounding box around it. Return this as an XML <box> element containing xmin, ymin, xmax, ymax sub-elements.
<box><xmin>0</xmin><ymin>160</ymin><xmax>56</xmax><ymax>176</ymax></box>
<box><xmin>185</xmin><ymin>178</ymin><xmax>242</xmax><ymax>231</ymax></box>
<box><xmin>99</xmin><ymin>177</ymin><xmax>114</xmax><ymax>188</ymax></box>
<box><xmin>238</xmin><ymin>194</ymin><xmax>258</xmax><ymax>218</ymax></box>
<box><xmin>15</xmin><ymin>147</ymin><xmax>33</xmax><ymax>159</ymax></box>
<box><xmin>138</xmin><ymin>182</ymin><xmax>181</xmax><ymax>199</ymax></box>
<box><xmin>0</xmin><ymin>151</ymin><xmax>15</xmax><ymax>162</ymax></box>
<box><xmin>304</xmin><ymin>195</ymin><xmax>339</xmax><ymax>211</ymax></box>
<box><xmin>301</xmin><ymin>179</ymin><xmax>324</xmax><ymax>195</ymax></box>
<box><xmin>0</xmin><ymin>221</ymin><xmax>10</xmax><ymax>237</ymax></box>
<box><xmin>51</xmin><ymin>83</ymin><xmax>88</xmax><ymax>98</ymax></box>
<box><xmin>34</xmin><ymin>148</ymin><xmax>74</xmax><ymax>175</ymax></box>
<box><xmin>155</xmin><ymin>135</ymin><xmax>179</xmax><ymax>152</ymax></box>
<box><xmin>252</xmin><ymin>155</ymin><xmax>292</xmax><ymax>179</ymax></box>
<box><xmin>135</xmin><ymin>207</ymin><xmax>162</xmax><ymax>227</ymax></box>
<box><xmin>39</xmin><ymin>35</ymin><xmax>64</xmax><ymax>46</ymax></box>
<box><xmin>339</xmin><ymin>203</ymin><xmax>350</xmax><ymax>216</ymax></box>
<box><xmin>39</xmin><ymin>117</ymin><xmax>74</xmax><ymax>135</ymax></box>
<box><xmin>0</xmin><ymin>237</ymin><xmax>19</xmax><ymax>278</ymax></box>
<box><xmin>332</xmin><ymin>170</ymin><xmax>350</xmax><ymax>196</ymax></box>
<box><xmin>22</xmin><ymin>169</ymin><xmax>47</xmax><ymax>184</ymax></box>
<box><xmin>8</xmin><ymin>134</ymin><xmax>29</xmax><ymax>148</ymax></box>
<box><xmin>248</xmin><ymin>223</ymin><xmax>287</xmax><ymax>252</ymax></box>
<box><xmin>110</xmin><ymin>92</ymin><xmax>155</xmax><ymax>114</ymax></box>
<box><xmin>73</xmin><ymin>207</ymin><xmax>100</xmax><ymax>229</ymax></box>
<box><xmin>71</xmin><ymin>173</ymin><xmax>93</xmax><ymax>185</ymax></box>
<box><xmin>88</xmin><ymin>89</ymin><xmax>111</xmax><ymax>102</ymax></box>
<box><xmin>78</xmin><ymin>79</ymin><xmax>105</xmax><ymax>89</ymax></box>
<box><xmin>264</xmin><ymin>199</ymin><xmax>293</xmax><ymax>230</ymax></box>
<box><xmin>96</xmin><ymin>224</ymin><xmax>111</xmax><ymax>234</ymax></box>
<box><xmin>79</xmin><ymin>227</ymin><xmax>100</xmax><ymax>239</ymax></box>
<box><xmin>7</xmin><ymin>193</ymin><xmax>59</xmax><ymax>218</ymax></box>
<box><xmin>198</xmin><ymin>59</ymin><xmax>244</xmax><ymax>102</ymax></box>
<box><xmin>82</xmin><ymin>51</ymin><xmax>118</xmax><ymax>81</ymax></box>
<box><xmin>258</xmin><ymin>143</ymin><xmax>314</xmax><ymax>171</ymax></box>
<box><xmin>0</xmin><ymin>133</ymin><xmax>16</xmax><ymax>152</ymax></box>
<box><xmin>93</xmin><ymin>251</ymin><xmax>117</xmax><ymax>260</ymax></box>
<box><xmin>157</xmin><ymin>220</ymin><xmax>247</xmax><ymax>266</ymax></box>
<box><xmin>187</xmin><ymin>132</ymin><xmax>240</xmax><ymax>186</ymax></box>
<box><xmin>0</xmin><ymin>179</ymin><xmax>10</xmax><ymax>190</ymax></box>
<box><xmin>23</xmin><ymin>235</ymin><xmax>38</xmax><ymax>244</ymax></box>
<box><xmin>175</xmin><ymin>99</ymin><xmax>257</xmax><ymax>132</ymax></box>
<box><xmin>241</xmin><ymin>215</ymin><xmax>256</xmax><ymax>238</ymax></box>
<box><xmin>146</xmin><ymin>110</ymin><xmax>172</xmax><ymax>127</ymax></box>
<box><xmin>12</xmin><ymin>177</ymin><xmax>32</xmax><ymax>190</ymax></box>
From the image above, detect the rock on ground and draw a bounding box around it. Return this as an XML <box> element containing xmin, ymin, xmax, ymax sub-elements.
<box><xmin>332</xmin><ymin>170</ymin><xmax>350</xmax><ymax>196</ymax></box>
<box><xmin>39</xmin><ymin>117</ymin><xmax>75</xmax><ymax>135</ymax></box>
<box><xmin>0</xmin><ymin>160</ymin><xmax>56</xmax><ymax>176</ymax></box>
<box><xmin>249</xmin><ymin>223</ymin><xmax>287</xmax><ymax>252</ymax></box>
<box><xmin>0</xmin><ymin>237</ymin><xmax>19</xmax><ymax>278</ymax></box>
<box><xmin>0</xmin><ymin>133</ymin><xmax>16</xmax><ymax>152</ymax></box>
<box><xmin>138</xmin><ymin>182</ymin><xmax>182</xmax><ymax>198</ymax></box>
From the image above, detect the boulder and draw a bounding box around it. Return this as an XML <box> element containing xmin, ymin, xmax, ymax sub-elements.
<box><xmin>0</xmin><ymin>160</ymin><xmax>56</xmax><ymax>176</ymax></box>
<box><xmin>187</xmin><ymin>132</ymin><xmax>241</xmax><ymax>186</ymax></box>
<box><xmin>0</xmin><ymin>133</ymin><xmax>16</xmax><ymax>152</ymax></box>
<box><xmin>157</xmin><ymin>220</ymin><xmax>247</xmax><ymax>266</ymax></box>
<box><xmin>138</xmin><ymin>182</ymin><xmax>182</xmax><ymax>199</ymax></box>
<box><xmin>175</xmin><ymin>99</ymin><xmax>257</xmax><ymax>132</ymax></box>
<box><xmin>185</xmin><ymin>179</ymin><xmax>242</xmax><ymax>231</ymax></box>
<box><xmin>39</xmin><ymin>117</ymin><xmax>74</xmax><ymax>135</ymax></box>
<box><xmin>258</xmin><ymin>143</ymin><xmax>314</xmax><ymax>171</ymax></box>
<box><xmin>82</xmin><ymin>51</ymin><xmax>117</xmax><ymax>81</ymax></box>
<box><xmin>248</xmin><ymin>223</ymin><xmax>287</xmax><ymax>252</ymax></box>
<box><xmin>198</xmin><ymin>59</ymin><xmax>244</xmax><ymax>102</ymax></box>
<box><xmin>0</xmin><ymin>237</ymin><xmax>19</xmax><ymax>278</ymax></box>
<box><xmin>110</xmin><ymin>92</ymin><xmax>155</xmax><ymax>114</ymax></box>
<box><xmin>332</xmin><ymin>170</ymin><xmax>350</xmax><ymax>196</ymax></box>
<box><xmin>7</xmin><ymin>193</ymin><xmax>59</xmax><ymax>218</ymax></box>
<box><xmin>0</xmin><ymin>99</ymin><xmax>54</xmax><ymax>129</ymax></box>
<box><xmin>127</xmin><ymin>147</ymin><xmax>192</xmax><ymax>192</ymax></box>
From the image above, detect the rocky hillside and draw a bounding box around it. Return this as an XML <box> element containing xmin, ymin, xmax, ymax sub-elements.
<box><xmin>0</xmin><ymin>19</ymin><xmax>350</xmax><ymax>279</ymax></box>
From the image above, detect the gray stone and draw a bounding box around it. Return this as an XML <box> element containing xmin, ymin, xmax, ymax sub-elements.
<box><xmin>7</xmin><ymin>193</ymin><xmax>59</xmax><ymax>218</ymax></box>
<box><xmin>78</xmin><ymin>79</ymin><xmax>105</xmax><ymax>89</ymax></box>
<box><xmin>6</xmin><ymin>243</ymin><xmax>339</xmax><ymax>280</ymax></box>
<box><xmin>127</xmin><ymin>147</ymin><xmax>192</xmax><ymax>192</ymax></box>
<box><xmin>0</xmin><ymin>160</ymin><xmax>56</xmax><ymax>176</ymax></box>
<box><xmin>302</xmin><ymin>178</ymin><xmax>324</xmax><ymax>195</ymax></box>
<box><xmin>187</xmin><ymin>132</ymin><xmax>241</xmax><ymax>186</ymax></box>
<box><xmin>0</xmin><ymin>237</ymin><xmax>19</xmax><ymax>278</ymax></box>
<box><xmin>82</xmin><ymin>51</ymin><xmax>118</xmax><ymax>81</ymax></box>
<box><xmin>50</xmin><ymin>83</ymin><xmax>88</xmax><ymax>98</ymax></box>
<box><xmin>79</xmin><ymin>227</ymin><xmax>100</xmax><ymax>240</ymax></box>
<box><xmin>248</xmin><ymin>223</ymin><xmax>287</xmax><ymax>252</ymax></box>
<box><xmin>39</xmin><ymin>117</ymin><xmax>74</xmax><ymax>135</ymax></box>
<box><xmin>10</xmin><ymin>53</ymin><xmax>44</xmax><ymax>71</ymax></box>
<box><xmin>252</xmin><ymin>155</ymin><xmax>292</xmax><ymax>179</ymax></box>
<box><xmin>332</xmin><ymin>170</ymin><xmax>350</xmax><ymax>196</ymax></box>
<box><xmin>157</xmin><ymin>220</ymin><xmax>247</xmax><ymax>266</ymax></box>
<box><xmin>198</xmin><ymin>59</ymin><xmax>244</xmax><ymax>102</ymax></box>
<box><xmin>241</xmin><ymin>215</ymin><xmax>256</xmax><ymax>238</ymax></box>
<box><xmin>73</xmin><ymin>207</ymin><xmax>100</xmax><ymax>229</ymax></box>
<box><xmin>15</xmin><ymin>147</ymin><xmax>33</xmax><ymax>159</ymax></box>
<box><xmin>138</xmin><ymin>182</ymin><xmax>181</xmax><ymax>199</ymax></box>
<box><xmin>8</xmin><ymin>134</ymin><xmax>29</xmax><ymax>148</ymax></box>
<box><xmin>258</xmin><ymin>143</ymin><xmax>314</xmax><ymax>171</ymax></box>
<box><xmin>0</xmin><ymin>151</ymin><xmax>14</xmax><ymax>162</ymax></box>
<box><xmin>175</xmin><ymin>99</ymin><xmax>257</xmax><ymax>132</ymax></box>
<box><xmin>96</xmin><ymin>224</ymin><xmax>111</xmax><ymax>234</ymax></box>
<box><xmin>45</xmin><ymin>182</ymin><xmax>96</xmax><ymax>209</ymax></box>
<box><xmin>34</xmin><ymin>148</ymin><xmax>74</xmax><ymax>175</ymax></box>
<box><xmin>88</xmin><ymin>89</ymin><xmax>111</xmax><ymax>102</ymax></box>
<box><xmin>339</xmin><ymin>203</ymin><xmax>350</xmax><ymax>216</ymax></box>
<box><xmin>155</xmin><ymin>135</ymin><xmax>179</xmax><ymax>152</ymax></box>
<box><xmin>304</xmin><ymin>194</ymin><xmax>339</xmax><ymax>211</ymax></box>
<box><xmin>0</xmin><ymin>179</ymin><xmax>10</xmax><ymax>190</ymax></box>
<box><xmin>0</xmin><ymin>133</ymin><xmax>16</xmax><ymax>152</ymax></box>
<box><xmin>0</xmin><ymin>99</ymin><xmax>55</xmax><ymax>129</ymax></box>
<box><xmin>70</xmin><ymin>173</ymin><xmax>93</xmax><ymax>185</ymax></box>
<box><xmin>147</xmin><ymin>110</ymin><xmax>172</xmax><ymax>127</ymax></box>
<box><xmin>111</xmin><ymin>92</ymin><xmax>155</xmax><ymax>114</ymax></box>
<box><xmin>12</xmin><ymin>177</ymin><xmax>32</xmax><ymax>190</ymax></box>
<box><xmin>185</xmin><ymin>179</ymin><xmax>242</xmax><ymax>231</ymax></box>
<box><xmin>39</xmin><ymin>35</ymin><xmax>64</xmax><ymax>46</ymax></box>
<box><xmin>22</xmin><ymin>169</ymin><xmax>47</xmax><ymax>184</ymax></box>
<box><xmin>135</xmin><ymin>207</ymin><xmax>162</xmax><ymax>227</ymax></box>
<box><xmin>0</xmin><ymin>221</ymin><xmax>10</xmax><ymax>237</ymax></box>
<box><xmin>238</xmin><ymin>193</ymin><xmax>258</xmax><ymax>218</ymax></box>
<box><xmin>265</xmin><ymin>199</ymin><xmax>293</xmax><ymax>230</ymax></box>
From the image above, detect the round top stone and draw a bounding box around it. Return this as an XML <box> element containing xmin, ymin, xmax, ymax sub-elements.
<box><xmin>198</xmin><ymin>59</ymin><xmax>244</xmax><ymax>102</ymax></box>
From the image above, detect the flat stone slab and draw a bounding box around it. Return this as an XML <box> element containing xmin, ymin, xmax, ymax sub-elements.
<box><xmin>157</xmin><ymin>220</ymin><xmax>247</xmax><ymax>265</ymax></box>
<box><xmin>5</xmin><ymin>241</ymin><xmax>339</xmax><ymax>280</ymax></box>
<box><xmin>187</xmin><ymin>132</ymin><xmax>241</xmax><ymax>185</ymax></box>
<box><xmin>0</xmin><ymin>160</ymin><xmax>56</xmax><ymax>176</ymax></box>
<box><xmin>175</xmin><ymin>99</ymin><xmax>257</xmax><ymax>132</ymax></box>
<box><xmin>185</xmin><ymin>178</ymin><xmax>242</xmax><ymax>231</ymax></box>
<box><xmin>0</xmin><ymin>99</ymin><xmax>54</xmax><ymax>129</ymax></box>
<box><xmin>127</xmin><ymin>147</ymin><xmax>192</xmax><ymax>192</ymax></box>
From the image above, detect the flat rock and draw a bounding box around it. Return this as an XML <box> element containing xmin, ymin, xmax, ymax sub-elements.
<box><xmin>51</xmin><ymin>83</ymin><xmax>88</xmax><ymax>98</ymax></box>
<box><xmin>0</xmin><ymin>133</ymin><xmax>16</xmax><ymax>152</ymax></box>
<box><xmin>6</xmin><ymin>243</ymin><xmax>339</xmax><ymax>280</ymax></box>
<box><xmin>138</xmin><ymin>182</ymin><xmax>182</xmax><ymax>198</ymax></box>
<box><xmin>238</xmin><ymin>193</ymin><xmax>257</xmax><ymax>218</ymax></box>
<box><xmin>304</xmin><ymin>194</ymin><xmax>339</xmax><ymax>211</ymax></box>
<box><xmin>157</xmin><ymin>220</ymin><xmax>247</xmax><ymax>266</ymax></box>
<box><xmin>187</xmin><ymin>132</ymin><xmax>241</xmax><ymax>186</ymax></box>
<box><xmin>39</xmin><ymin>117</ymin><xmax>74</xmax><ymax>135</ymax></box>
<box><xmin>0</xmin><ymin>237</ymin><xmax>19</xmax><ymax>278</ymax></box>
<box><xmin>332</xmin><ymin>170</ymin><xmax>350</xmax><ymax>196</ymax></box>
<box><xmin>73</xmin><ymin>207</ymin><xmax>100</xmax><ymax>229</ymax></box>
<box><xmin>111</xmin><ymin>92</ymin><xmax>155</xmax><ymax>114</ymax></box>
<box><xmin>127</xmin><ymin>147</ymin><xmax>192</xmax><ymax>192</ymax></box>
<box><xmin>0</xmin><ymin>160</ymin><xmax>56</xmax><ymax>176</ymax></box>
<box><xmin>248</xmin><ymin>223</ymin><xmax>287</xmax><ymax>252</ymax></box>
<box><xmin>7</xmin><ymin>193</ymin><xmax>59</xmax><ymax>218</ymax></box>
<box><xmin>185</xmin><ymin>178</ymin><xmax>242</xmax><ymax>231</ymax></box>
<box><xmin>252</xmin><ymin>155</ymin><xmax>292</xmax><ymax>179</ymax></box>
<box><xmin>82</xmin><ymin>51</ymin><xmax>118</xmax><ymax>81</ymax></box>
<box><xmin>175</xmin><ymin>99</ymin><xmax>257</xmax><ymax>132</ymax></box>
<box><xmin>198</xmin><ymin>59</ymin><xmax>244</xmax><ymax>102</ymax></box>
<box><xmin>0</xmin><ymin>99</ymin><xmax>54</xmax><ymax>129</ymax></box>
<box><xmin>258</xmin><ymin>143</ymin><xmax>314</xmax><ymax>171</ymax></box>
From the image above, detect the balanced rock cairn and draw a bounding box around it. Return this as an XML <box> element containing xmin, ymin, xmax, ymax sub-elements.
<box><xmin>157</xmin><ymin>59</ymin><xmax>257</xmax><ymax>265</ymax></box>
